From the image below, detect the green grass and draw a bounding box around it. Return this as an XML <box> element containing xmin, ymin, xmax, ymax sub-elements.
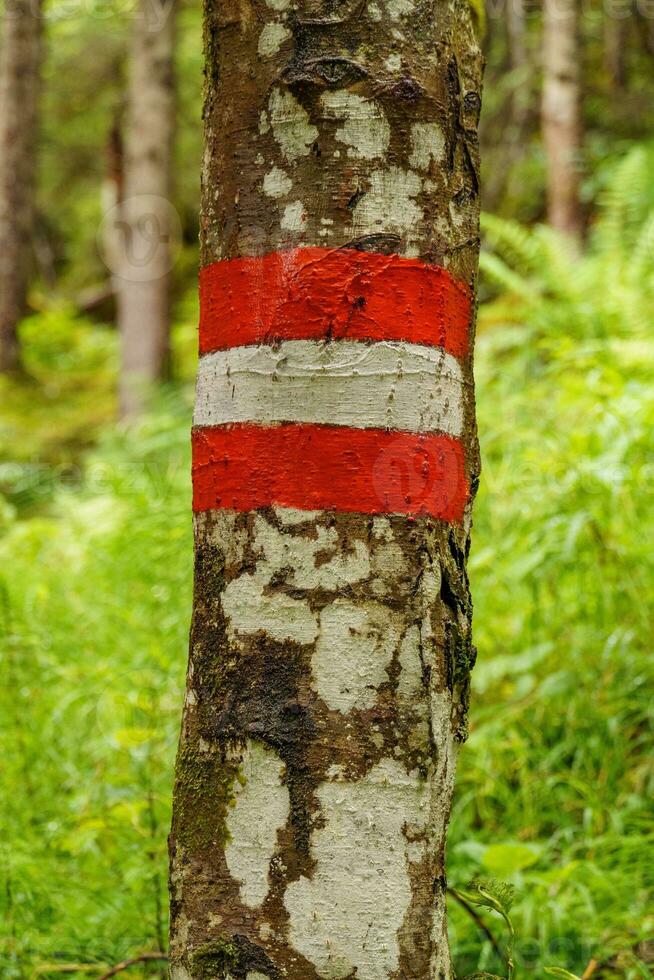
<box><xmin>1</xmin><ymin>187</ymin><xmax>653</xmax><ymax>976</ymax></box>
<box><xmin>449</xmin><ymin>321</ymin><xmax>654</xmax><ymax>978</ymax></box>
<box><xmin>0</xmin><ymin>400</ymin><xmax>191</xmax><ymax>976</ymax></box>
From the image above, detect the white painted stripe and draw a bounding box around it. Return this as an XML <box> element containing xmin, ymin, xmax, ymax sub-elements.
<box><xmin>194</xmin><ymin>339</ymin><xmax>464</xmax><ymax>437</ymax></box>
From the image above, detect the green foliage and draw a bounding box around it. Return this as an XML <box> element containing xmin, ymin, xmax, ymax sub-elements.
<box><xmin>463</xmin><ymin>879</ymin><xmax>516</xmax><ymax>979</ymax></box>
<box><xmin>480</xmin><ymin>142</ymin><xmax>654</xmax><ymax>339</ymax></box>
<box><xmin>465</xmin><ymin>879</ymin><xmax>515</xmax><ymax>919</ymax></box>
<box><xmin>467</xmin><ymin>0</ymin><xmax>486</xmax><ymax>39</ymax></box>
<box><xmin>479</xmin><ymin>5</ymin><xmax>654</xmax><ymax>223</ymax></box>
<box><xmin>37</xmin><ymin>0</ymin><xmax>203</xmax><ymax>298</ymax></box>
<box><xmin>0</xmin><ymin>309</ymin><xmax>116</xmax><ymax>483</ymax></box>
<box><xmin>449</xmin><ymin>149</ymin><xmax>654</xmax><ymax>979</ymax></box>
<box><xmin>0</xmin><ymin>386</ymin><xmax>192</xmax><ymax>976</ymax></box>
<box><xmin>459</xmin><ymin>879</ymin><xmax>588</xmax><ymax>980</ymax></box>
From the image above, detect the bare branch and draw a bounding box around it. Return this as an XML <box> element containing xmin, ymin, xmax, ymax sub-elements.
<box><xmin>97</xmin><ymin>953</ymin><xmax>168</xmax><ymax>980</ymax></box>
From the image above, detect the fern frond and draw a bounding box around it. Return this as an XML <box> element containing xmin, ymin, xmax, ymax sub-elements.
<box><xmin>594</xmin><ymin>144</ymin><xmax>654</xmax><ymax>255</ymax></box>
<box><xmin>629</xmin><ymin>209</ymin><xmax>654</xmax><ymax>284</ymax></box>
<box><xmin>481</xmin><ymin>213</ymin><xmax>548</xmax><ymax>280</ymax></box>
<box><xmin>529</xmin><ymin>225</ymin><xmax>584</xmax><ymax>302</ymax></box>
<box><xmin>479</xmin><ymin>252</ymin><xmax>536</xmax><ymax>302</ymax></box>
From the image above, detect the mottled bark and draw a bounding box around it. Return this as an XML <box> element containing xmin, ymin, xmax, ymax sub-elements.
<box><xmin>0</xmin><ymin>0</ymin><xmax>43</xmax><ymax>373</ymax></box>
<box><xmin>170</xmin><ymin>1</ymin><xmax>483</xmax><ymax>978</ymax></box>
<box><xmin>542</xmin><ymin>0</ymin><xmax>583</xmax><ymax>240</ymax></box>
<box><xmin>116</xmin><ymin>0</ymin><xmax>176</xmax><ymax>418</ymax></box>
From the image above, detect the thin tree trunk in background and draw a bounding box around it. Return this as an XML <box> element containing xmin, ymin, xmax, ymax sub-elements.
<box><xmin>116</xmin><ymin>0</ymin><xmax>176</xmax><ymax>419</ymax></box>
<box><xmin>0</xmin><ymin>0</ymin><xmax>43</xmax><ymax>374</ymax></box>
<box><xmin>604</xmin><ymin>12</ymin><xmax>627</xmax><ymax>96</ymax></box>
<box><xmin>542</xmin><ymin>0</ymin><xmax>583</xmax><ymax>240</ymax></box>
<box><xmin>102</xmin><ymin>116</ymin><xmax>125</xmax><ymax>287</ymax></box>
<box><xmin>508</xmin><ymin>0</ymin><xmax>530</xmax><ymax>128</ymax></box>
<box><xmin>169</xmin><ymin>1</ymin><xmax>483</xmax><ymax>977</ymax></box>
<box><xmin>508</xmin><ymin>0</ymin><xmax>527</xmax><ymax>71</ymax></box>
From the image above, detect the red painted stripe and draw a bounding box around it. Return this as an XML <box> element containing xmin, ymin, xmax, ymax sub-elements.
<box><xmin>199</xmin><ymin>247</ymin><xmax>472</xmax><ymax>359</ymax></box>
<box><xmin>192</xmin><ymin>424</ymin><xmax>468</xmax><ymax>521</ymax></box>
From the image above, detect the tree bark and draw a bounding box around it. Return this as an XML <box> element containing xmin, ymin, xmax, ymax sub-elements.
<box><xmin>542</xmin><ymin>0</ymin><xmax>583</xmax><ymax>240</ymax></box>
<box><xmin>116</xmin><ymin>0</ymin><xmax>176</xmax><ymax>419</ymax></box>
<box><xmin>169</xmin><ymin>2</ymin><xmax>483</xmax><ymax>978</ymax></box>
<box><xmin>0</xmin><ymin>0</ymin><xmax>43</xmax><ymax>374</ymax></box>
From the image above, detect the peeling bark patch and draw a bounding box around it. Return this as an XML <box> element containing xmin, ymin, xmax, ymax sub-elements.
<box><xmin>263</xmin><ymin>167</ymin><xmax>292</xmax><ymax>199</ymax></box>
<box><xmin>385</xmin><ymin>0</ymin><xmax>415</xmax><ymax>19</ymax></box>
<box><xmin>221</xmin><ymin>566</ymin><xmax>319</xmax><ymax>644</ymax></box>
<box><xmin>224</xmin><ymin>740</ymin><xmax>290</xmax><ymax>909</ymax></box>
<box><xmin>397</xmin><ymin>625</ymin><xmax>423</xmax><ymax>700</ymax></box>
<box><xmin>320</xmin><ymin>92</ymin><xmax>390</xmax><ymax>160</ymax></box>
<box><xmin>264</xmin><ymin>90</ymin><xmax>318</xmax><ymax>162</ymax></box>
<box><xmin>219</xmin><ymin>512</ymin><xmax>371</xmax><ymax>643</ymax></box>
<box><xmin>312</xmin><ymin>601</ymin><xmax>401</xmax><ymax>713</ymax></box>
<box><xmin>351</xmin><ymin>167</ymin><xmax>423</xmax><ymax>250</ymax></box>
<box><xmin>409</xmin><ymin>122</ymin><xmax>446</xmax><ymax>171</ymax></box>
<box><xmin>250</xmin><ymin>515</ymin><xmax>370</xmax><ymax>590</ymax></box>
<box><xmin>258</xmin><ymin>22</ymin><xmax>291</xmax><ymax>57</ymax></box>
<box><xmin>281</xmin><ymin>201</ymin><xmax>307</xmax><ymax>232</ymax></box>
<box><xmin>283</xmin><ymin>760</ymin><xmax>429</xmax><ymax>979</ymax></box>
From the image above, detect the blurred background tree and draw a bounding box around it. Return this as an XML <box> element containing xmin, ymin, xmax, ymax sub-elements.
<box><xmin>0</xmin><ymin>0</ymin><xmax>653</xmax><ymax>977</ymax></box>
<box><xmin>115</xmin><ymin>0</ymin><xmax>176</xmax><ymax>420</ymax></box>
<box><xmin>0</xmin><ymin>0</ymin><xmax>43</xmax><ymax>372</ymax></box>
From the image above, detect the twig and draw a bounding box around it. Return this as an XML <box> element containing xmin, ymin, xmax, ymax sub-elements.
<box><xmin>582</xmin><ymin>960</ymin><xmax>600</xmax><ymax>979</ymax></box>
<box><xmin>31</xmin><ymin>966</ymin><xmax>110</xmax><ymax>977</ymax></box>
<box><xmin>447</xmin><ymin>886</ymin><xmax>504</xmax><ymax>964</ymax></box>
<box><xmin>97</xmin><ymin>953</ymin><xmax>168</xmax><ymax>980</ymax></box>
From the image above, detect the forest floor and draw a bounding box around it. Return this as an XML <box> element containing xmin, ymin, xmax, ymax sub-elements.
<box><xmin>1</xmin><ymin>241</ymin><xmax>653</xmax><ymax>978</ymax></box>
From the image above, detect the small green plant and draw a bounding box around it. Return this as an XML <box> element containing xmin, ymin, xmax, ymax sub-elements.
<box><xmin>457</xmin><ymin>878</ymin><xmax>515</xmax><ymax>980</ymax></box>
<box><xmin>458</xmin><ymin>879</ymin><xmax>586</xmax><ymax>980</ymax></box>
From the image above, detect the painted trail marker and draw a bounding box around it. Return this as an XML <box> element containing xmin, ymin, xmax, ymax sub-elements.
<box><xmin>192</xmin><ymin>246</ymin><xmax>472</xmax><ymax>520</ymax></box>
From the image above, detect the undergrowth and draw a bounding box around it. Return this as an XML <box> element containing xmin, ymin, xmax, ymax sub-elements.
<box><xmin>0</xmin><ymin>145</ymin><xmax>652</xmax><ymax>978</ymax></box>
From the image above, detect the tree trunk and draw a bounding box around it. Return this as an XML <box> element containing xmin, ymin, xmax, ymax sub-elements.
<box><xmin>508</xmin><ymin>0</ymin><xmax>527</xmax><ymax>72</ymax></box>
<box><xmin>508</xmin><ymin>0</ymin><xmax>530</xmax><ymax>129</ymax></box>
<box><xmin>542</xmin><ymin>0</ymin><xmax>583</xmax><ymax>240</ymax></box>
<box><xmin>102</xmin><ymin>115</ymin><xmax>125</xmax><ymax>291</ymax></box>
<box><xmin>169</xmin><ymin>2</ymin><xmax>483</xmax><ymax>978</ymax></box>
<box><xmin>116</xmin><ymin>0</ymin><xmax>176</xmax><ymax>419</ymax></box>
<box><xmin>0</xmin><ymin>0</ymin><xmax>43</xmax><ymax>374</ymax></box>
<box><xmin>604</xmin><ymin>11</ymin><xmax>627</xmax><ymax>97</ymax></box>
